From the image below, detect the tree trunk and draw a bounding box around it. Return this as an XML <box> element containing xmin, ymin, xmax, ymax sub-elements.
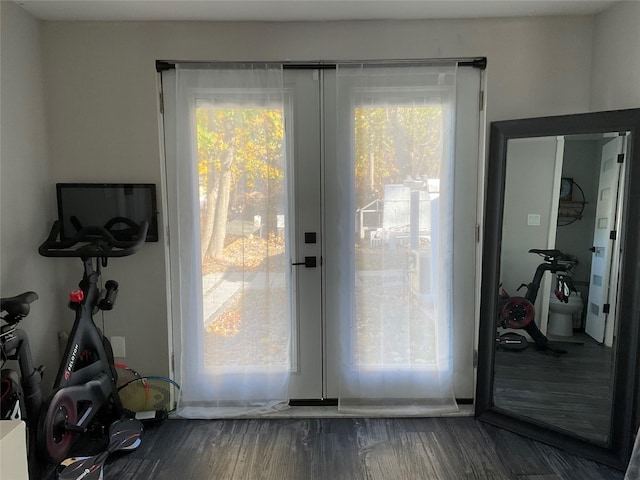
<box><xmin>391</xmin><ymin>108</ymin><xmax>412</xmax><ymax>179</ymax></box>
<box><xmin>200</xmin><ymin>174</ymin><xmax>218</xmax><ymax>258</ymax></box>
<box><xmin>208</xmin><ymin>147</ymin><xmax>234</xmax><ymax>259</ymax></box>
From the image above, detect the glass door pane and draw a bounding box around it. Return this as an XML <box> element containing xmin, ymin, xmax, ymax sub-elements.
<box><xmin>196</xmin><ymin>102</ymin><xmax>290</xmax><ymax>370</ymax></box>
<box><xmin>325</xmin><ymin>65</ymin><xmax>482</xmax><ymax>404</ymax></box>
<box><xmin>354</xmin><ymin>105</ymin><xmax>444</xmax><ymax>368</ymax></box>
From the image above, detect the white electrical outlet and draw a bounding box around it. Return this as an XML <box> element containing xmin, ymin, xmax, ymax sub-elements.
<box><xmin>110</xmin><ymin>336</ymin><xmax>126</xmax><ymax>358</ymax></box>
<box><xmin>527</xmin><ymin>214</ymin><xmax>541</xmax><ymax>226</ymax></box>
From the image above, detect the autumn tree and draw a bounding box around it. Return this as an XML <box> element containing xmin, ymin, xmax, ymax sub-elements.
<box><xmin>197</xmin><ymin>106</ymin><xmax>285</xmax><ymax>260</ymax></box>
<box><xmin>354</xmin><ymin>105</ymin><xmax>442</xmax><ymax>208</ymax></box>
<box><xmin>197</xmin><ymin>102</ymin><xmax>440</xmax><ymax>259</ymax></box>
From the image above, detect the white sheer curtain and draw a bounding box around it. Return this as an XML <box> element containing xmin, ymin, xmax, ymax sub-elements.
<box><xmin>332</xmin><ymin>63</ymin><xmax>459</xmax><ymax>415</ymax></box>
<box><xmin>164</xmin><ymin>64</ymin><xmax>291</xmax><ymax>418</ymax></box>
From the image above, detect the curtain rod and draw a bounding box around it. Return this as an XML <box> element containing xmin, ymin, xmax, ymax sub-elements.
<box><xmin>156</xmin><ymin>57</ymin><xmax>487</xmax><ymax>72</ymax></box>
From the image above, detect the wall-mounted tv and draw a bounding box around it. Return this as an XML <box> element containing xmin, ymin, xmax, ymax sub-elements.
<box><xmin>56</xmin><ymin>183</ymin><xmax>159</xmax><ymax>242</ymax></box>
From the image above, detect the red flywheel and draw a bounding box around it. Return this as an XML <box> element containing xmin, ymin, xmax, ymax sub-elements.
<box><xmin>500</xmin><ymin>297</ymin><xmax>535</xmax><ymax>329</ymax></box>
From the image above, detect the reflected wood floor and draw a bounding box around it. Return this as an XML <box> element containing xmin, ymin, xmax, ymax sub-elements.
<box><xmin>36</xmin><ymin>417</ymin><xmax>623</xmax><ymax>480</ymax></box>
<box><xmin>494</xmin><ymin>335</ymin><xmax>615</xmax><ymax>443</ymax></box>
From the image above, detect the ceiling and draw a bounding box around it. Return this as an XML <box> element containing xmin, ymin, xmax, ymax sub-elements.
<box><xmin>15</xmin><ymin>0</ymin><xmax>619</xmax><ymax>22</ymax></box>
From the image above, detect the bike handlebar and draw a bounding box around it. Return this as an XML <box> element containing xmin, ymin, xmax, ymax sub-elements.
<box><xmin>39</xmin><ymin>219</ymin><xmax>149</xmax><ymax>258</ymax></box>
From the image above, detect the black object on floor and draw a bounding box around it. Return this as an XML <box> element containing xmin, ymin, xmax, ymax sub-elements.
<box><xmin>56</xmin><ymin>418</ymin><xmax>143</xmax><ymax>480</ymax></box>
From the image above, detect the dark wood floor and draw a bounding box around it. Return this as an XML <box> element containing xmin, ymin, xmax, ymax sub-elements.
<box><xmin>34</xmin><ymin>417</ymin><xmax>623</xmax><ymax>479</ymax></box>
<box><xmin>494</xmin><ymin>335</ymin><xmax>615</xmax><ymax>443</ymax></box>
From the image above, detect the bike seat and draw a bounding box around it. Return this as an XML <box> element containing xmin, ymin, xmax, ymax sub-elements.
<box><xmin>529</xmin><ymin>248</ymin><xmax>577</xmax><ymax>263</ymax></box>
<box><xmin>0</xmin><ymin>291</ymin><xmax>38</xmax><ymax>324</ymax></box>
<box><xmin>528</xmin><ymin>249</ymin><xmax>561</xmax><ymax>257</ymax></box>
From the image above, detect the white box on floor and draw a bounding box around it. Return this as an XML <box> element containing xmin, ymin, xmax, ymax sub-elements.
<box><xmin>0</xmin><ymin>420</ymin><xmax>29</xmax><ymax>479</ymax></box>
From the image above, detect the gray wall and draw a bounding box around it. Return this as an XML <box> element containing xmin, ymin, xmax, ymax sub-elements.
<box><xmin>0</xmin><ymin>1</ymin><xmax>61</xmax><ymax>390</ymax></box>
<box><xmin>590</xmin><ymin>1</ymin><xmax>640</xmax><ymax>110</ymax></box>
<box><xmin>501</xmin><ymin>137</ymin><xmax>559</xmax><ymax>326</ymax></box>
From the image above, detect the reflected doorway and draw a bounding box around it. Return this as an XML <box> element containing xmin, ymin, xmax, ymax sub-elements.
<box><xmin>554</xmin><ymin>134</ymin><xmax>626</xmax><ymax>348</ymax></box>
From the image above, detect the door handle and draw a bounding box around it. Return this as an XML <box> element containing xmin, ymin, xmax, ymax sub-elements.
<box><xmin>292</xmin><ymin>256</ymin><xmax>317</xmax><ymax>268</ymax></box>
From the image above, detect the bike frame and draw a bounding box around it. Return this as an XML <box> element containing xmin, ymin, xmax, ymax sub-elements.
<box><xmin>36</xmin><ymin>219</ymin><xmax>148</xmax><ymax>463</ymax></box>
<box><xmin>523</xmin><ymin>261</ymin><xmax>571</xmax><ymax>304</ymax></box>
<box><xmin>52</xmin><ymin>256</ymin><xmax>122</xmax><ymax>412</ymax></box>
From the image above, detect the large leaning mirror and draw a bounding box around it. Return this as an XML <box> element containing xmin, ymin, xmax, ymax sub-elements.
<box><xmin>476</xmin><ymin>109</ymin><xmax>640</xmax><ymax>470</ymax></box>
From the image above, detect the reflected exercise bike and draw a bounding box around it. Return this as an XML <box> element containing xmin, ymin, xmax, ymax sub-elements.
<box><xmin>497</xmin><ymin>248</ymin><xmax>577</xmax><ymax>355</ymax></box>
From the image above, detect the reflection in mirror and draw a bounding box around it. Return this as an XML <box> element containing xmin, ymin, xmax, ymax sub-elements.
<box><xmin>493</xmin><ymin>131</ymin><xmax>629</xmax><ymax>444</ymax></box>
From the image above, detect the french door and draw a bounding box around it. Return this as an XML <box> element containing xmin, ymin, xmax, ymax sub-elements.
<box><xmin>163</xmin><ymin>63</ymin><xmax>483</xmax><ymax>408</ymax></box>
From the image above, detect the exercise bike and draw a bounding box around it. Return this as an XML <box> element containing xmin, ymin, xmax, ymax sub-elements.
<box><xmin>0</xmin><ymin>217</ymin><xmax>148</xmax><ymax>466</ymax></box>
<box><xmin>1</xmin><ymin>292</ymin><xmax>43</xmax><ymax>429</ymax></box>
<box><xmin>497</xmin><ymin>248</ymin><xmax>577</xmax><ymax>355</ymax></box>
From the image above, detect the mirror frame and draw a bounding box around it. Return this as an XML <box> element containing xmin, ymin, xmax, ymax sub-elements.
<box><xmin>476</xmin><ymin>108</ymin><xmax>640</xmax><ymax>470</ymax></box>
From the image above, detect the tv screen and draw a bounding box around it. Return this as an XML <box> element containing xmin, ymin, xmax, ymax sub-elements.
<box><xmin>56</xmin><ymin>183</ymin><xmax>159</xmax><ymax>242</ymax></box>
